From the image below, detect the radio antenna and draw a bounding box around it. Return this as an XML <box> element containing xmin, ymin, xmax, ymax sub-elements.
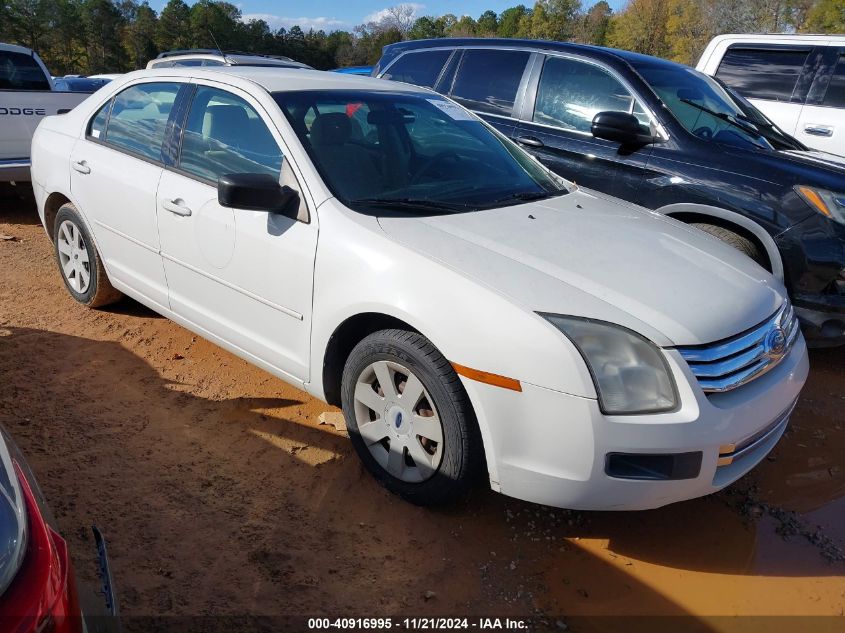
<box><xmin>208</xmin><ymin>30</ymin><xmax>232</xmax><ymax>65</ymax></box>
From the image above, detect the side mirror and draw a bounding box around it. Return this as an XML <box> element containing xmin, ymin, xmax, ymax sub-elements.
<box><xmin>218</xmin><ymin>173</ymin><xmax>299</xmax><ymax>218</ymax></box>
<box><xmin>591</xmin><ymin>111</ymin><xmax>657</xmax><ymax>146</ymax></box>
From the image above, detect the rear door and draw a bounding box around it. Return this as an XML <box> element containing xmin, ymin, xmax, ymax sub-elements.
<box><xmin>69</xmin><ymin>81</ymin><xmax>183</xmax><ymax>309</ymax></box>
<box><xmin>442</xmin><ymin>47</ymin><xmax>534</xmax><ymax>139</ymax></box>
<box><xmin>512</xmin><ymin>54</ymin><xmax>655</xmax><ymax>202</ymax></box>
<box><xmin>794</xmin><ymin>45</ymin><xmax>845</xmax><ymax>156</ymax></box>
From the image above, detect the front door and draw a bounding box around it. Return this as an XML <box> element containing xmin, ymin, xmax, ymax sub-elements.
<box><xmin>795</xmin><ymin>47</ymin><xmax>845</xmax><ymax>156</ymax></box>
<box><xmin>513</xmin><ymin>55</ymin><xmax>654</xmax><ymax>203</ymax></box>
<box><xmin>155</xmin><ymin>82</ymin><xmax>317</xmax><ymax>382</ymax></box>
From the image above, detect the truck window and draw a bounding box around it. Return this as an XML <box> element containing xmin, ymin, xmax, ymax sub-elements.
<box><xmin>382</xmin><ymin>50</ymin><xmax>452</xmax><ymax>88</ymax></box>
<box><xmin>0</xmin><ymin>50</ymin><xmax>50</xmax><ymax>91</ymax></box>
<box><xmin>715</xmin><ymin>47</ymin><xmax>809</xmax><ymax>102</ymax></box>
<box><xmin>449</xmin><ymin>49</ymin><xmax>530</xmax><ymax>117</ymax></box>
<box><xmin>822</xmin><ymin>55</ymin><xmax>845</xmax><ymax>108</ymax></box>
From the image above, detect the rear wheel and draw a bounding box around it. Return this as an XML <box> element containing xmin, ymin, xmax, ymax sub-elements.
<box><xmin>341</xmin><ymin>329</ymin><xmax>481</xmax><ymax>505</ymax></box>
<box><xmin>54</xmin><ymin>204</ymin><xmax>122</xmax><ymax>308</ymax></box>
<box><xmin>691</xmin><ymin>223</ymin><xmax>765</xmax><ymax>266</ymax></box>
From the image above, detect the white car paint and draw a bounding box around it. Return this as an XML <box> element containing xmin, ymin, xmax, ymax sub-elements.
<box><xmin>30</xmin><ymin>67</ymin><xmax>809</xmax><ymax>510</ymax></box>
<box><xmin>697</xmin><ymin>34</ymin><xmax>845</xmax><ymax>156</ymax></box>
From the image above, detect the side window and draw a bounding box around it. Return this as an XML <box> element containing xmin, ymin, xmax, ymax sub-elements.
<box><xmin>822</xmin><ymin>55</ymin><xmax>845</xmax><ymax>108</ymax></box>
<box><xmin>105</xmin><ymin>82</ymin><xmax>180</xmax><ymax>161</ymax></box>
<box><xmin>0</xmin><ymin>51</ymin><xmax>50</xmax><ymax>91</ymax></box>
<box><xmin>171</xmin><ymin>59</ymin><xmax>204</xmax><ymax>67</ymax></box>
<box><xmin>179</xmin><ymin>86</ymin><xmax>283</xmax><ymax>182</ymax></box>
<box><xmin>148</xmin><ymin>61</ymin><xmax>173</xmax><ymax>68</ymax></box>
<box><xmin>533</xmin><ymin>56</ymin><xmax>648</xmax><ymax>133</ymax></box>
<box><xmin>201</xmin><ymin>60</ymin><xmax>225</xmax><ymax>67</ymax></box>
<box><xmin>450</xmin><ymin>49</ymin><xmax>530</xmax><ymax>117</ymax></box>
<box><xmin>88</xmin><ymin>99</ymin><xmax>113</xmax><ymax>140</ymax></box>
<box><xmin>382</xmin><ymin>50</ymin><xmax>452</xmax><ymax>88</ymax></box>
<box><xmin>715</xmin><ymin>47</ymin><xmax>809</xmax><ymax>101</ymax></box>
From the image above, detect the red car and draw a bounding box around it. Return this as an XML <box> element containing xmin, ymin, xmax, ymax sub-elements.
<box><xmin>0</xmin><ymin>425</ymin><xmax>117</xmax><ymax>632</ymax></box>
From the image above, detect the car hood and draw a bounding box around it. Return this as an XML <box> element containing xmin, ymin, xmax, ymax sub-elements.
<box><xmin>376</xmin><ymin>188</ymin><xmax>784</xmax><ymax>346</ymax></box>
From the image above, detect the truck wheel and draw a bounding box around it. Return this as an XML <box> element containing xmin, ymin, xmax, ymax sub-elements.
<box><xmin>54</xmin><ymin>204</ymin><xmax>122</xmax><ymax>308</ymax></box>
<box><xmin>341</xmin><ymin>329</ymin><xmax>481</xmax><ymax>506</ymax></box>
<box><xmin>691</xmin><ymin>223</ymin><xmax>764</xmax><ymax>266</ymax></box>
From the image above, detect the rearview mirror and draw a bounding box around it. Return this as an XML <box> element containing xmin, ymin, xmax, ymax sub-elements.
<box><xmin>218</xmin><ymin>173</ymin><xmax>299</xmax><ymax>217</ymax></box>
<box><xmin>591</xmin><ymin>111</ymin><xmax>657</xmax><ymax>146</ymax></box>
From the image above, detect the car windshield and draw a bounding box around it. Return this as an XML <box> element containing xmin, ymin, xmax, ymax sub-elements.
<box><xmin>273</xmin><ymin>90</ymin><xmax>568</xmax><ymax>213</ymax></box>
<box><xmin>632</xmin><ymin>62</ymin><xmax>778</xmax><ymax>151</ymax></box>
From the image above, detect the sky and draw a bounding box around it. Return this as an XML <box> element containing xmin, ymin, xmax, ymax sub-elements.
<box><xmin>199</xmin><ymin>0</ymin><xmax>629</xmax><ymax>33</ymax></box>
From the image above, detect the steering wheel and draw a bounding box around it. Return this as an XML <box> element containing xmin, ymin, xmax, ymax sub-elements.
<box><xmin>410</xmin><ymin>151</ymin><xmax>462</xmax><ymax>185</ymax></box>
<box><xmin>693</xmin><ymin>126</ymin><xmax>713</xmax><ymax>140</ymax></box>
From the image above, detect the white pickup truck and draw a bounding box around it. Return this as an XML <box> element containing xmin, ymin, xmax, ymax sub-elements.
<box><xmin>1</xmin><ymin>43</ymin><xmax>89</xmax><ymax>185</ymax></box>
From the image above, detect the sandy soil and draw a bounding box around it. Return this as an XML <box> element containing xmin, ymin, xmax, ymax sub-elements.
<box><xmin>1</xmin><ymin>196</ymin><xmax>843</xmax><ymax>632</ymax></box>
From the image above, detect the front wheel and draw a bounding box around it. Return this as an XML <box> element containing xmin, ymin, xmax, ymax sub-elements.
<box><xmin>341</xmin><ymin>329</ymin><xmax>481</xmax><ymax>505</ymax></box>
<box><xmin>691</xmin><ymin>223</ymin><xmax>765</xmax><ymax>267</ymax></box>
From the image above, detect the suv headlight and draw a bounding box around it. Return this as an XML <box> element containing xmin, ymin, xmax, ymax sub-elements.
<box><xmin>795</xmin><ymin>185</ymin><xmax>845</xmax><ymax>224</ymax></box>
<box><xmin>541</xmin><ymin>314</ymin><xmax>678</xmax><ymax>414</ymax></box>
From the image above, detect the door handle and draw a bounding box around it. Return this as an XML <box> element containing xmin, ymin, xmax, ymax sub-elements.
<box><xmin>162</xmin><ymin>199</ymin><xmax>192</xmax><ymax>217</ymax></box>
<box><xmin>514</xmin><ymin>135</ymin><xmax>544</xmax><ymax>148</ymax></box>
<box><xmin>72</xmin><ymin>160</ymin><xmax>91</xmax><ymax>174</ymax></box>
<box><xmin>804</xmin><ymin>124</ymin><xmax>833</xmax><ymax>137</ymax></box>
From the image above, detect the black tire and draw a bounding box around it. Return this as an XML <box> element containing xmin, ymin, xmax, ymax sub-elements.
<box><xmin>53</xmin><ymin>204</ymin><xmax>122</xmax><ymax>308</ymax></box>
<box><xmin>691</xmin><ymin>223</ymin><xmax>765</xmax><ymax>266</ymax></box>
<box><xmin>341</xmin><ymin>329</ymin><xmax>482</xmax><ymax>506</ymax></box>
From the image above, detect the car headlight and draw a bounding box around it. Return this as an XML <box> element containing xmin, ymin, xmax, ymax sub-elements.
<box><xmin>795</xmin><ymin>185</ymin><xmax>845</xmax><ymax>224</ymax></box>
<box><xmin>541</xmin><ymin>314</ymin><xmax>678</xmax><ymax>414</ymax></box>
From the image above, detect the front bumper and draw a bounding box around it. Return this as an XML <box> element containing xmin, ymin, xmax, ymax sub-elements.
<box><xmin>776</xmin><ymin>214</ymin><xmax>845</xmax><ymax>345</ymax></box>
<box><xmin>461</xmin><ymin>334</ymin><xmax>809</xmax><ymax>511</ymax></box>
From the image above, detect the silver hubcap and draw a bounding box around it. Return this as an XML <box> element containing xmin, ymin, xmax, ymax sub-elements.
<box><xmin>353</xmin><ymin>360</ymin><xmax>444</xmax><ymax>483</ymax></box>
<box><xmin>57</xmin><ymin>220</ymin><xmax>91</xmax><ymax>294</ymax></box>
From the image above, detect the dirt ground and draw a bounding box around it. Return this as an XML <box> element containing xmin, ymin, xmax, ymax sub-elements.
<box><xmin>1</xmin><ymin>195</ymin><xmax>843</xmax><ymax>632</ymax></box>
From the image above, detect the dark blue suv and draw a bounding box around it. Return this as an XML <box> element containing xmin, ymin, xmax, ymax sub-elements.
<box><xmin>374</xmin><ymin>38</ymin><xmax>845</xmax><ymax>346</ymax></box>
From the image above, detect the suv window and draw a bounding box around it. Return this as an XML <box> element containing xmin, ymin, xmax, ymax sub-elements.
<box><xmin>179</xmin><ymin>86</ymin><xmax>283</xmax><ymax>182</ymax></box>
<box><xmin>382</xmin><ymin>50</ymin><xmax>452</xmax><ymax>88</ymax></box>
<box><xmin>822</xmin><ymin>55</ymin><xmax>845</xmax><ymax>108</ymax></box>
<box><xmin>534</xmin><ymin>56</ymin><xmax>649</xmax><ymax>133</ymax></box>
<box><xmin>450</xmin><ymin>49</ymin><xmax>530</xmax><ymax>117</ymax></box>
<box><xmin>0</xmin><ymin>50</ymin><xmax>50</xmax><ymax>90</ymax></box>
<box><xmin>715</xmin><ymin>47</ymin><xmax>809</xmax><ymax>101</ymax></box>
<box><xmin>104</xmin><ymin>82</ymin><xmax>180</xmax><ymax>161</ymax></box>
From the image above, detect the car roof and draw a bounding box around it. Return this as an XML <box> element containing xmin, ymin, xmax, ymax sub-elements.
<box><xmin>381</xmin><ymin>37</ymin><xmax>689</xmax><ymax>72</ymax></box>
<box><xmin>707</xmin><ymin>33</ymin><xmax>845</xmax><ymax>45</ymax></box>
<box><xmin>134</xmin><ymin>66</ymin><xmax>431</xmax><ymax>94</ymax></box>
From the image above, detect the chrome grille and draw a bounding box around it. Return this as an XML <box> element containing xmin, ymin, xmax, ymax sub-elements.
<box><xmin>677</xmin><ymin>301</ymin><xmax>800</xmax><ymax>393</ymax></box>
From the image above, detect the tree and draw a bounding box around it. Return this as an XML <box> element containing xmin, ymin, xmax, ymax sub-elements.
<box><xmin>156</xmin><ymin>0</ymin><xmax>191</xmax><ymax>52</ymax></box>
<box><xmin>498</xmin><ymin>5</ymin><xmax>530</xmax><ymax>37</ymax></box>
<box><xmin>82</xmin><ymin>0</ymin><xmax>127</xmax><ymax>73</ymax></box>
<box><xmin>477</xmin><ymin>9</ymin><xmax>499</xmax><ymax>34</ymax></box>
<box><xmin>607</xmin><ymin>0</ymin><xmax>670</xmax><ymax>57</ymax></box>
<box><xmin>190</xmin><ymin>0</ymin><xmax>241</xmax><ymax>49</ymax></box>
<box><xmin>124</xmin><ymin>1</ymin><xmax>158</xmax><ymax>69</ymax></box>
<box><xmin>574</xmin><ymin>1</ymin><xmax>612</xmax><ymax>45</ymax></box>
<box><xmin>803</xmin><ymin>0</ymin><xmax>845</xmax><ymax>31</ymax></box>
<box><xmin>408</xmin><ymin>16</ymin><xmax>444</xmax><ymax>39</ymax></box>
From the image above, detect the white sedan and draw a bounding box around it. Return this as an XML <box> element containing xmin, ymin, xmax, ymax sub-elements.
<box><xmin>30</xmin><ymin>67</ymin><xmax>809</xmax><ymax>510</ymax></box>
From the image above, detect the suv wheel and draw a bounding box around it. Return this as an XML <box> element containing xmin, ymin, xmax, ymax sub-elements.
<box><xmin>341</xmin><ymin>329</ymin><xmax>481</xmax><ymax>505</ymax></box>
<box><xmin>691</xmin><ymin>223</ymin><xmax>765</xmax><ymax>266</ymax></box>
<box><xmin>54</xmin><ymin>204</ymin><xmax>122</xmax><ymax>307</ymax></box>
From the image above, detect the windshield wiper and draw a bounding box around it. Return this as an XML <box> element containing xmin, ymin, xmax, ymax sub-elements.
<box><xmin>490</xmin><ymin>189</ymin><xmax>567</xmax><ymax>205</ymax></box>
<box><xmin>350</xmin><ymin>197</ymin><xmax>468</xmax><ymax>212</ymax></box>
<box><xmin>679</xmin><ymin>98</ymin><xmax>763</xmax><ymax>138</ymax></box>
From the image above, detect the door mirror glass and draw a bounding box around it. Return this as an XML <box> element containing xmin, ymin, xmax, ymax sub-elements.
<box><xmin>218</xmin><ymin>173</ymin><xmax>299</xmax><ymax>216</ymax></box>
<box><xmin>591</xmin><ymin>111</ymin><xmax>656</xmax><ymax>146</ymax></box>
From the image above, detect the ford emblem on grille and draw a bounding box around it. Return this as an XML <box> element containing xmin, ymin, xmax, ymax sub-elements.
<box><xmin>764</xmin><ymin>326</ymin><xmax>787</xmax><ymax>359</ymax></box>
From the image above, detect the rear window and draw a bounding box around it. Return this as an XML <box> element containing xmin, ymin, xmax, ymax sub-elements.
<box><xmin>715</xmin><ymin>47</ymin><xmax>809</xmax><ymax>102</ymax></box>
<box><xmin>0</xmin><ymin>51</ymin><xmax>50</xmax><ymax>91</ymax></box>
<box><xmin>823</xmin><ymin>55</ymin><xmax>845</xmax><ymax>108</ymax></box>
<box><xmin>382</xmin><ymin>50</ymin><xmax>452</xmax><ymax>88</ymax></box>
<box><xmin>449</xmin><ymin>49</ymin><xmax>530</xmax><ymax>117</ymax></box>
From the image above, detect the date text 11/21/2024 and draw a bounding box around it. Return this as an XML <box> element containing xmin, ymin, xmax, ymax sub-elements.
<box><xmin>307</xmin><ymin>618</ymin><xmax>530</xmax><ymax>630</ymax></box>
